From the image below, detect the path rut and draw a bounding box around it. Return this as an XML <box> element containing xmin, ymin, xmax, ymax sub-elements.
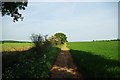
<box><xmin>51</xmin><ymin>43</ymin><xmax>83</xmax><ymax>79</ymax></box>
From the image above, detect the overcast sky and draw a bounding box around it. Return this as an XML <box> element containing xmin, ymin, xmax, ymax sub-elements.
<box><xmin>1</xmin><ymin>2</ymin><xmax>118</xmax><ymax>42</ymax></box>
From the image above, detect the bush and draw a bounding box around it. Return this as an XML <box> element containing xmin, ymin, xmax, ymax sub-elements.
<box><xmin>30</xmin><ymin>34</ymin><xmax>52</xmax><ymax>56</ymax></box>
<box><xmin>2</xmin><ymin>33</ymin><xmax>61</xmax><ymax>78</ymax></box>
<box><xmin>2</xmin><ymin>47</ymin><xmax>60</xmax><ymax>78</ymax></box>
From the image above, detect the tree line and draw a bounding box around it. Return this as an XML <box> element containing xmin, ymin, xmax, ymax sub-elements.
<box><xmin>93</xmin><ymin>39</ymin><xmax>120</xmax><ymax>42</ymax></box>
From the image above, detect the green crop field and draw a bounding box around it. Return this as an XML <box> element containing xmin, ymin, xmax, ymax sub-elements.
<box><xmin>67</xmin><ymin>41</ymin><xmax>120</xmax><ymax>79</ymax></box>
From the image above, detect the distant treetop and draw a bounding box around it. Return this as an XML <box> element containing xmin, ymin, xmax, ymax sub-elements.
<box><xmin>54</xmin><ymin>32</ymin><xmax>68</xmax><ymax>44</ymax></box>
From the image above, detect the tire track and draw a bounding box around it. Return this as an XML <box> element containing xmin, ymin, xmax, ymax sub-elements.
<box><xmin>51</xmin><ymin>43</ymin><xmax>83</xmax><ymax>79</ymax></box>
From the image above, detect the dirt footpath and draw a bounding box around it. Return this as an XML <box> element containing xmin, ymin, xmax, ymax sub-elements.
<box><xmin>51</xmin><ymin>43</ymin><xmax>83</xmax><ymax>79</ymax></box>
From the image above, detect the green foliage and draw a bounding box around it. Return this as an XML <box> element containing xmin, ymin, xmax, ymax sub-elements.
<box><xmin>1</xmin><ymin>1</ymin><xmax>28</xmax><ymax>22</ymax></box>
<box><xmin>48</xmin><ymin>35</ymin><xmax>60</xmax><ymax>46</ymax></box>
<box><xmin>2</xmin><ymin>33</ymin><xmax>61</xmax><ymax>78</ymax></box>
<box><xmin>48</xmin><ymin>33</ymin><xmax>67</xmax><ymax>46</ymax></box>
<box><xmin>2</xmin><ymin>47</ymin><xmax>60</xmax><ymax>78</ymax></box>
<box><xmin>30</xmin><ymin>34</ymin><xmax>52</xmax><ymax>56</ymax></box>
<box><xmin>30</xmin><ymin>34</ymin><xmax>45</xmax><ymax>52</ymax></box>
<box><xmin>68</xmin><ymin>41</ymin><xmax>120</xmax><ymax>79</ymax></box>
<box><xmin>54</xmin><ymin>32</ymin><xmax>67</xmax><ymax>44</ymax></box>
<box><xmin>94</xmin><ymin>39</ymin><xmax>120</xmax><ymax>42</ymax></box>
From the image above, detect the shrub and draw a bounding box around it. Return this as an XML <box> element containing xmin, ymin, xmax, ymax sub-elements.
<box><xmin>30</xmin><ymin>34</ymin><xmax>52</xmax><ymax>56</ymax></box>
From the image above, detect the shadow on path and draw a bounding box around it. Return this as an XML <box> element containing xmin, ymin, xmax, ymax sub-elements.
<box><xmin>50</xmin><ymin>44</ymin><xmax>83</xmax><ymax>79</ymax></box>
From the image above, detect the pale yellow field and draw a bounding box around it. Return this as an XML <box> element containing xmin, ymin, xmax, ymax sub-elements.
<box><xmin>0</xmin><ymin>44</ymin><xmax>2</xmax><ymax>52</ymax></box>
<box><xmin>1</xmin><ymin>43</ymin><xmax>33</xmax><ymax>52</ymax></box>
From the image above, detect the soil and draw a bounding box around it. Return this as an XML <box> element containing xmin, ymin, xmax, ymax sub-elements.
<box><xmin>50</xmin><ymin>43</ymin><xmax>83</xmax><ymax>79</ymax></box>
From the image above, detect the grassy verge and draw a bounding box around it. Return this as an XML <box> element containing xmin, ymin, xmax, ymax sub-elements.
<box><xmin>67</xmin><ymin>41</ymin><xmax>120</xmax><ymax>80</ymax></box>
<box><xmin>2</xmin><ymin>45</ymin><xmax>60</xmax><ymax>78</ymax></box>
<box><xmin>56</xmin><ymin>44</ymin><xmax>64</xmax><ymax>49</ymax></box>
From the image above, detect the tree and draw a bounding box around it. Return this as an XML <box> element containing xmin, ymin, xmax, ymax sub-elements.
<box><xmin>30</xmin><ymin>34</ymin><xmax>44</xmax><ymax>55</ymax></box>
<box><xmin>30</xmin><ymin>34</ymin><xmax>52</xmax><ymax>56</ymax></box>
<box><xmin>54</xmin><ymin>33</ymin><xmax>67</xmax><ymax>44</ymax></box>
<box><xmin>48</xmin><ymin>35</ymin><xmax>61</xmax><ymax>46</ymax></box>
<box><xmin>1</xmin><ymin>0</ymin><xmax>28</xmax><ymax>22</ymax></box>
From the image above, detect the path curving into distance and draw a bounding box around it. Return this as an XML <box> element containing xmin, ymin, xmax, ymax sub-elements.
<box><xmin>51</xmin><ymin>43</ymin><xmax>83</xmax><ymax>79</ymax></box>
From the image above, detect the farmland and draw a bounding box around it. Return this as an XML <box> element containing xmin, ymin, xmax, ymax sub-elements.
<box><xmin>1</xmin><ymin>42</ymin><xmax>33</xmax><ymax>52</ymax></box>
<box><xmin>67</xmin><ymin>41</ymin><xmax>120</xmax><ymax>79</ymax></box>
<box><xmin>2</xmin><ymin>41</ymin><xmax>120</xmax><ymax>79</ymax></box>
<box><xmin>2</xmin><ymin>42</ymin><xmax>60</xmax><ymax>78</ymax></box>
